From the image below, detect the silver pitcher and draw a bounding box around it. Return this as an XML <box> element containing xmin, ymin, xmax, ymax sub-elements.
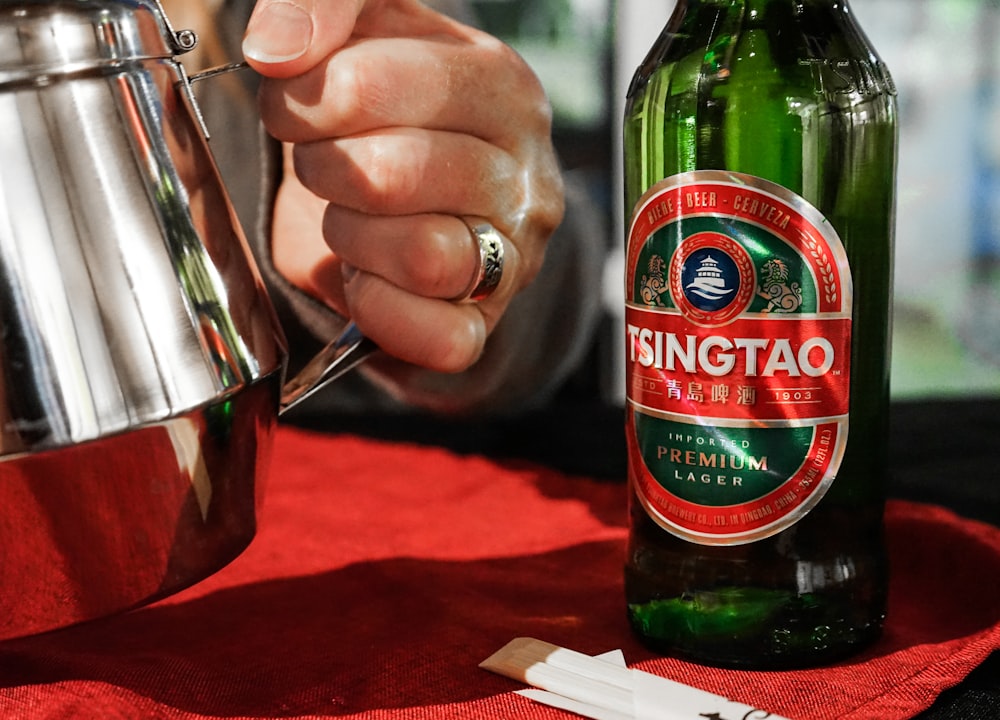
<box><xmin>0</xmin><ymin>0</ymin><xmax>370</xmax><ymax>640</ymax></box>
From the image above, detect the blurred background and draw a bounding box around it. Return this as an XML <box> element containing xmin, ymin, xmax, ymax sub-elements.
<box><xmin>467</xmin><ymin>0</ymin><xmax>1000</xmax><ymax>403</ymax></box>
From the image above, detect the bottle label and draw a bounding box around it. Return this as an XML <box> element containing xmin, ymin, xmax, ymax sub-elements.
<box><xmin>625</xmin><ymin>171</ymin><xmax>852</xmax><ymax>545</ymax></box>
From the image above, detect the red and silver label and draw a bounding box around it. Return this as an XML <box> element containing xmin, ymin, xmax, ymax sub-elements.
<box><xmin>625</xmin><ymin>171</ymin><xmax>852</xmax><ymax>545</ymax></box>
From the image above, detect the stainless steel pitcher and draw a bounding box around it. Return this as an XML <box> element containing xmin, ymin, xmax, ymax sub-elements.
<box><xmin>0</xmin><ymin>0</ymin><xmax>369</xmax><ymax>640</ymax></box>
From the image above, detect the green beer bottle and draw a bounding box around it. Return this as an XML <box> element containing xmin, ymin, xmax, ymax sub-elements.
<box><xmin>623</xmin><ymin>0</ymin><xmax>897</xmax><ymax>668</ymax></box>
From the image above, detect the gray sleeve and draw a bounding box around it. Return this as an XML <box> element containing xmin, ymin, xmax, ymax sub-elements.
<box><xmin>204</xmin><ymin>0</ymin><xmax>606</xmax><ymax>417</ymax></box>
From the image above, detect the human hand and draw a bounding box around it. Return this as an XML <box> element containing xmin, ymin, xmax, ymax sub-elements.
<box><xmin>242</xmin><ymin>0</ymin><xmax>565</xmax><ymax>374</ymax></box>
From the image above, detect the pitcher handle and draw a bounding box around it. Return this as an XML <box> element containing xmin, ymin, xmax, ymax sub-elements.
<box><xmin>179</xmin><ymin>58</ymin><xmax>378</xmax><ymax>413</ymax></box>
<box><xmin>279</xmin><ymin>322</ymin><xmax>377</xmax><ymax>414</ymax></box>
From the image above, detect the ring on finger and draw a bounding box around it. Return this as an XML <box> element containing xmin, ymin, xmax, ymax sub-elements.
<box><xmin>453</xmin><ymin>217</ymin><xmax>506</xmax><ymax>303</ymax></box>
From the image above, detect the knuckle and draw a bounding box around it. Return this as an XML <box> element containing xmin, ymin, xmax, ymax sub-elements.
<box><xmin>354</xmin><ymin>137</ymin><xmax>425</xmax><ymax>213</ymax></box>
<box><xmin>257</xmin><ymin>57</ymin><xmax>385</xmax><ymax>142</ymax></box>
<box><xmin>404</xmin><ymin>229</ymin><xmax>456</xmax><ymax>295</ymax></box>
<box><xmin>487</xmin><ymin>40</ymin><xmax>553</xmax><ymax>134</ymax></box>
<box><xmin>323</xmin><ymin>60</ymin><xmax>367</xmax><ymax>123</ymax></box>
<box><xmin>517</xmin><ymin>243</ymin><xmax>545</xmax><ymax>289</ymax></box>
<box><xmin>257</xmin><ymin>76</ymin><xmax>326</xmax><ymax>142</ymax></box>
<box><xmin>334</xmin><ymin>55</ymin><xmax>398</xmax><ymax>125</ymax></box>
<box><xmin>291</xmin><ymin>136</ymin><xmax>421</xmax><ymax>212</ymax></box>
<box><xmin>510</xmin><ymin>202</ymin><xmax>564</xmax><ymax>291</ymax></box>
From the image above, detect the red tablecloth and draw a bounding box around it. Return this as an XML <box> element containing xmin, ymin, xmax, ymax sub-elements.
<box><xmin>1</xmin><ymin>426</ymin><xmax>998</xmax><ymax>719</ymax></box>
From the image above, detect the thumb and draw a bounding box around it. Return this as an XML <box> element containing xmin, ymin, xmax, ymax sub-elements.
<box><xmin>241</xmin><ymin>0</ymin><xmax>366</xmax><ymax>78</ymax></box>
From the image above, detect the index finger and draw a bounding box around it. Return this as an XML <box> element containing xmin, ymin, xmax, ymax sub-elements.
<box><xmin>242</xmin><ymin>0</ymin><xmax>363</xmax><ymax>77</ymax></box>
<box><xmin>256</xmin><ymin>35</ymin><xmax>549</xmax><ymax>149</ymax></box>
<box><xmin>241</xmin><ymin>0</ymin><xmax>452</xmax><ymax>78</ymax></box>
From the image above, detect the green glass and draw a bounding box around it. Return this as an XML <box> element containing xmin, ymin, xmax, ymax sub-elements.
<box><xmin>623</xmin><ymin>0</ymin><xmax>897</xmax><ymax>668</ymax></box>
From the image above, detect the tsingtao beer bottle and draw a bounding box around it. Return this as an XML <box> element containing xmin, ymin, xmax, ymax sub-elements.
<box><xmin>623</xmin><ymin>0</ymin><xmax>897</xmax><ymax>668</ymax></box>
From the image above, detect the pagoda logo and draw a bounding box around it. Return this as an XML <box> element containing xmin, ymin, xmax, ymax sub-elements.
<box><xmin>668</xmin><ymin>231</ymin><xmax>756</xmax><ymax>327</ymax></box>
<box><xmin>685</xmin><ymin>253</ymin><xmax>735</xmax><ymax>304</ymax></box>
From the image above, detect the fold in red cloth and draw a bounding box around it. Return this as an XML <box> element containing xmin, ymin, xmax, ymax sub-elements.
<box><xmin>0</xmin><ymin>426</ymin><xmax>998</xmax><ymax>719</ymax></box>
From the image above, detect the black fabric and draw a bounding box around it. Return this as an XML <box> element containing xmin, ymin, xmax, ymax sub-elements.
<box><xmin>886</xmin><ymin>398</ymin><xmax>1000</xmax><ymax>719</ymax></box>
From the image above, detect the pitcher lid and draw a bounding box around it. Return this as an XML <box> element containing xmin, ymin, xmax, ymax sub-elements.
<box><xmin>0</xmin><ymin>0</ymin><xmax>193</xmax><ymax>85</ymax></box>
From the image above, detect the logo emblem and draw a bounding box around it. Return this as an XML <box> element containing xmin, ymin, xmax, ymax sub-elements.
<box><xmin>669</xmin><ymin>232</ymin><xmax>756</xmax><ymax>327</ymax></box>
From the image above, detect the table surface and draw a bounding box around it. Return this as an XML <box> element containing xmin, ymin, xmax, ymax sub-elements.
<box><xmin>0</xmin><ymin>395</ymin><xmax>996</xmax><ymax>720</ymax></box>
<box><xmin>290</xmin><ymin>394</ymin><xmax>1000</xmax><ymax>720</ymax></box>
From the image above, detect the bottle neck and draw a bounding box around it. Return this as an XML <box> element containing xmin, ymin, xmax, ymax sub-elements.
<box><xmin>671</xmin><ymin>0</ymin><xmax>853</xmax><ymax>32</ymax></box>
<box><xmin>681</xmin><ymin>0</ymin><xmax>847</xmax><ymax>9</ymax></box>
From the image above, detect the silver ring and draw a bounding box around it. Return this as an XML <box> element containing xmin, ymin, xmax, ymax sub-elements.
<box><xmin>455</xmin><ymin>218</ymin><xmax>505</xmax><ymax>303</ymax></box>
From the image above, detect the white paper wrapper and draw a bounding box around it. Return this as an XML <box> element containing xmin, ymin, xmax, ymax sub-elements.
<box><xmin>481</xmin><ymin>638</ymin><xmax>790</xmax><ymax>720</ymax></box>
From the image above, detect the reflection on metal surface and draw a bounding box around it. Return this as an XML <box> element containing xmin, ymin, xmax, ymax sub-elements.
<box><xmin>0</xmin><ymin>374</ymin><xmax>279</xmax><ymax>642</ymax></box>
<box><xmin>280</xmin><ymin>322</ymin><xmax>377</xmax><ymax>412</ymax></box>
<box><xmin>0</xmin><ymin>0</ymin><xmax>284</xmax><ymax>456</ymax></box>
<box><xmin>0</xmin><ymin>0</ymin><xmax>294</xmax><ymax>642</ymax></box>
<box><xmin>163</xmin><ymin>416</ymin><xmax>214</xmax><ymax>521</ymax></box>
<box><xmin>0</xmin><ymin>0</ymin><xmax>376</xmax><ymax>641</ymax></box>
